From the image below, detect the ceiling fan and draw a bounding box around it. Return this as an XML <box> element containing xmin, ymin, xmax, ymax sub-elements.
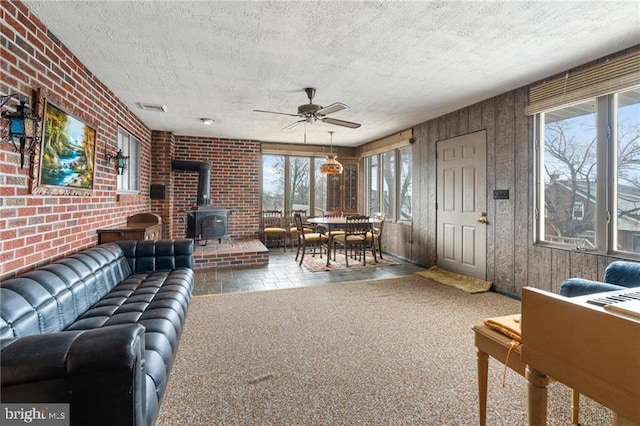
<box><xmin>253</xmin><ymin>87</ymin><xmax>361</xmax><ymax>131</ymax></box>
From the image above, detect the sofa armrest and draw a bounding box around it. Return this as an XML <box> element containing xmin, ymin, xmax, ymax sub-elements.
<box><xmin>1</xmin><ymin>324</ymin><xmax>146</xmax><ymax>426</ymax></box>
<box><xmin>559</xmin><ymin>277</ymin><xmax>627</xmax><ymax>297</ymax></box>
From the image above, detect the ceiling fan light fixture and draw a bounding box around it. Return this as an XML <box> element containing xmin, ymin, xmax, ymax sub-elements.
<box><xmin>320</xmin><ymin>131</ymin><xmax>343</xmax><ymax>175</ymax></box>
<box><xmin>253</xmin><ymin>87</ymin><xmax>361</xmax><ymax>131</ymax></box>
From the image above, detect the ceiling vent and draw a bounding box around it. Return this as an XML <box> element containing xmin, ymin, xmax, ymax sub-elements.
<box><xmin>137</xmin><ymin>102</ymin><xmax>167</xmax><ymax>113</ymax></box>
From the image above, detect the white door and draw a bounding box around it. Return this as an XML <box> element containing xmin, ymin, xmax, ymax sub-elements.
<box><xmin>436</xmin><ymin>131</ymin><xmax>487</xmax><ymax>279</ymax></box>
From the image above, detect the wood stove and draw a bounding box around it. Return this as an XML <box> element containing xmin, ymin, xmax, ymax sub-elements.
<box><xmin>172</xmin><ymin>159</ymin><xmax>233</xmax><ymax>246</ymax></box>
<box><xmin>185</xmin><ymin>207</ymin><xmax>232</xmax><ymax>246</ymax></box>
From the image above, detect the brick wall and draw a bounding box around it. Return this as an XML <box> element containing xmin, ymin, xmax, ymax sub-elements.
<box><xmin>150</xmin><ymin>131</ymin><xmax>175</xmax><ymax>239</ymax></box>
<box><xmin>171</xmin><ymin>136</ymin><xmax>261</xmax><ymax>240</ymax></box>
<box><xmin>1</xmin><ymin>2</ymin><xmax>151</xmax><ymax>280</ymax></box>
<box><xmin>1</xmin><ymin>2</ymin><xmax>262</xmax><ymax>280</ymax></box>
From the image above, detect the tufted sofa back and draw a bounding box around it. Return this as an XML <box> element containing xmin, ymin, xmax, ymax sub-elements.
<box><xmin>1</xmin><ymin>244</ymin><xmax>132</xmax><ymax>340</ymax></box>
<box><xmin>116</xmin><ymin>239</ymin><xmax>193</xmax><ymax>273</ymax></box>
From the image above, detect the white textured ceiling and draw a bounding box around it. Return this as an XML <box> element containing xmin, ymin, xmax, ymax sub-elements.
<box><xmin>22</xmin><ymin>1</ymin><xmax>640</xmax><ymax>147</ymax></box>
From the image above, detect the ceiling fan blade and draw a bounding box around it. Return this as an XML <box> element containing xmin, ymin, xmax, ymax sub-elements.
<box><xmin>253</xmin><ymin>109</ymin><xmax>300</xmax><ymax>117</ymax></box>
<box><xmin>316</xmin><ymin>102</ymin><xmax>349</xmax><ymax>116</ymax></box>
<box><xmin>283</xmin><ymin>119</ymin><xmax>305</xmax><ymax>131</ymax></box>
<box><xmin>321</xmin><ymin>117</ymin><xmax>361</xmax><ymax>129</ymax></box>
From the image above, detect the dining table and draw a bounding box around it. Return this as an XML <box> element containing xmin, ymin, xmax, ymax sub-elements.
<box><xmin>306</xmin><ymin>216</ymin><xmax>380</xmax><ymax>267</ymax></box>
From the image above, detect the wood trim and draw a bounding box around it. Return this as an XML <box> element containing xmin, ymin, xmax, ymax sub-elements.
<box><xmin>359</xmin><ymin>129</ymin><xmax>414</xmax><ymax>157</ymax></box>
<box><xmin>261</xmin><ymin>142</ymin><xmax>355</xmax><ymax>158</ymax></box>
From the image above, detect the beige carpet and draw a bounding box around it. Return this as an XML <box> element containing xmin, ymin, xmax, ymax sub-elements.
<box><xmin>157</xmin><ymin>275</ymin><xmax>612</xmax><ymax>425</ymax></box>
<box><xmin>301</xmin><ymin>251</ymin><xmax>398</xmax><ymax>272</ymax></box>
<box><xmin>417</xmin><ymin>266</ymin><xmax>492</xmax><ymax>293</ymax></box>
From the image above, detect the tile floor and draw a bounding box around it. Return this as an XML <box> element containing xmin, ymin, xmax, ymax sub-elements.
<box><xmin>193</xmin><ymin>249</ymin><xmax>427</xmax><ymax>295</ymax></box>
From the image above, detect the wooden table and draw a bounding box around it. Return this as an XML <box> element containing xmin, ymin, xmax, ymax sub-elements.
<box><xmin>473</xmin><ymin>323</ymin><xmax>579</xmax><ymax>426</ymax></box>
<box><xmin>521</xmin><ymin>287</ymin><xmax>640</xmax><ymax>426</ymax></box>
<box><xmin>96</xmin><ymin>213</ymin><xmax>162</xmax><ymax>244</ymax></box>
<box><xmin>306</xmin><ymin>216</ymin><xmax>379</xmax><ymax>266</ymax></box>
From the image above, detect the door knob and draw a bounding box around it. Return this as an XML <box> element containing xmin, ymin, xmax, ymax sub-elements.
<box><xmin>477</xmin><ymin>212</ymin><xmax>488</xmax><ymax>224</ymax></box>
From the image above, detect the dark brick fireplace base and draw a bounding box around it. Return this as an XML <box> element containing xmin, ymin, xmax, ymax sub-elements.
<box><xmin>192</xmin><ymin>239</ymin><xmax>269</xmax><ymax>269</ymax></box>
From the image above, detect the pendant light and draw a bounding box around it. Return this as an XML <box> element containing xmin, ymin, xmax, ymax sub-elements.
<box><xmin>320</xmin><ymin>130</ymin><xmax>343</xmax><ymax>175</ymax></box>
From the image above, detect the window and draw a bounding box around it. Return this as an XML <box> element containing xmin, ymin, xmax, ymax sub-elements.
<box><xmin>572</xmin><ymin>202</ymin><xmax>584</xmax><ymax>221</ymax></box>
<box><xmin>537</xmin><ymin>100</ymin><xmax>597</xmax><ymax>248</ymax></box>
<box><xmin>262</xmin><ymin>154</ymin><xmax>326</xmax><ymax>214</ymax></box>
<box><xmin>535</xmin><ymin>86</ymin><xmax>640</xmax><ymax>255</ymax></box>
<box><xmin>262</xmin><ymin>155</ymin><xmax>284</xmax><ymax>211</ymax></box>
<box><xmin>366</xmin><ymin>155</ymin><xmax>379</xmax><ymax>214</ymax></box>
<box><xmin>399</xmin><ymin>146</ymin><xmax>412</xmax><ymax>221</ymax></box>
<box><xmin>614</xmin><ymin>88</ymin><xmax>640</xmax><ymax>253</ymax></box>
<box><xmin>313</xmin><ymin>157</ymin><xmax>326</xmax><ymax>216</ymax></box>
<box><xmin>364</xmin><ymin>146</ymin><xmax>412</xmax><ymax>222</ymax></box>
<box><xmin>287</xmin><ymin>156</ymin><xmax>310</xmax><ymax>212</ymax></box>
<box><xmin>382</xmin><ymin>151</ymin><xmax>395</xmax><ymax>220</ymax></box>
<box><xmin>116</xmin><ymin>127</ymin><xmax>140</xmax><ymax>193</ymax></box>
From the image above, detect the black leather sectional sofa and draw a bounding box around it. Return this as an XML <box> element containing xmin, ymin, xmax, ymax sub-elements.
<box><xmin>0</xmin><ymin>239</ymin><xmax>195</xmax><ymax>426</ymax></box>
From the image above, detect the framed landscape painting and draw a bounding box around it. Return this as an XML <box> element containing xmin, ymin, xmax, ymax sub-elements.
<box><xmin>32</xmin><ymin>101</ymin><xmax>96</xmax><ymax>196</ymax></box>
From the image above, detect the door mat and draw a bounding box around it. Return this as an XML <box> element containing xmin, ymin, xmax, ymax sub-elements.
<box><xmin>416</xmin><ymin>266</ymin><xmax>492</xmax><ymax>293</ymax></box>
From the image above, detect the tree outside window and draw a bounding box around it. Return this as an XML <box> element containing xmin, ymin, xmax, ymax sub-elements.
<box><xmin>262</xmin><ymin>155</ymin><xmax>284</xmax><ymax>211</ymax></box>
<box><xmin>288</xmin><ymin>156</ymin><xmax>310</xmax><ymax>213</ymax></box>
<box><xmin>399</xmin><ymin>146</ymin><xmax>412</xmax><ymax>221</ymax></box>
<box><xmin>615</xmin><ymin>88</ymin><xmax>640</xmax><ymax>252</ymax></box>
<box><xmin>542</xmin><ymin>100</ymin><xmax>597</xmax><ymax>247</ymax></box>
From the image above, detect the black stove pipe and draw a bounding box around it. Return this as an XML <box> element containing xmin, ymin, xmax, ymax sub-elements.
<box><xmin>171</xmin><ymin>159</ymin><xmax>212</xmax><ymax>206</ymax></box>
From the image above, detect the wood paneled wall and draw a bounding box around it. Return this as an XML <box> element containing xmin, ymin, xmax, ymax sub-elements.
<box><xmin>375</xmin><ymin>86</ymin><xmax>620</xmax><ymax>297</ymax></box>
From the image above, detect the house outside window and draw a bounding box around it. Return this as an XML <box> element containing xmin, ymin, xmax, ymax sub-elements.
<box><xmin>116</xmin><ymin>127</ymin><xmax>140</xmax><ymax>193</ymax></box>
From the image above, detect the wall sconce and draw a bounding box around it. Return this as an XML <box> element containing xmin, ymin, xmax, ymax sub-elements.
<box><xmin>1</xmin><ymin>94</ymin><xmax>42</xmax><ymax>168</ymax></box>
<box><xmin>106</xmin><ymin>148</ymin><xmax>129</xmax><ymax>175</ymax></box>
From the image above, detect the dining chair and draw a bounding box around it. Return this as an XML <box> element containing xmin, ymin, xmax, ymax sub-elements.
<box><xmin>366</xmin><ymin>212</ymin><xmax>386</xmax><ymax>259</ymax></box>
<box><xmin>287</xmin><ymin>209</ymin><xmax>310</xmax><ymax>250</ymax></box>
<box><xmin>294</xmin><ymin>213</ymin><xmax>328</xmax><ymax>266</ymax></box>
<box><xmin>332</xmin><ymin>215</ymin><xmax>377</xmax><ymax>267</ymax></box>
<box><xmin>261</xmin><ymin>210</ymin><xmax>287</xmax><ymax>252</ymax></box>
<box><xmin>322</xmin><ymin>210</ymin><xmax>345</xmax><ymax>239</ymax></box>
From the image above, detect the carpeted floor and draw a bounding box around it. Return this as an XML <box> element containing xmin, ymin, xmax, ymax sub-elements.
<box><xmin>157</xmin><ymin>275</ymin><xmax>612</xmax><ymax>425</ymax></box>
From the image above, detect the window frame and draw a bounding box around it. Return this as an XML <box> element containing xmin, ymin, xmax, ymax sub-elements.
<box><xmin>364</xmin><ymin>146</ymin><xmax>412</xmax><ymax>223</ymax></box>
<box><xmin>116</xmin><ymin>127</ymin><xmax>140</xmax><ymax>194</ymax></box>
<box><xmin>261</xmin><ymin>154</ymin><xmax>323</xmax><ymax>215</ymax></box>
<box><xmin>533</xmin><ymin>85</ymin><xmax>640</xmax><ymax>259</ymax></box>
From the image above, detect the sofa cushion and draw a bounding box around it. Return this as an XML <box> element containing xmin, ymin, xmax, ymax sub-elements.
<box><xmin>603</xmin><ymin>260</ymin><xmax>640</xmax><ymax>288</ymax></box>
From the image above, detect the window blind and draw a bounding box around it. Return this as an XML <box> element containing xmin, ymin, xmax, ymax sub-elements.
<box><xmin>525</xmin><ymin>50</ymin><xmax>640</xmax><ymax>115</ymax></box>
<box><xmin>359</xmin><ymin>129</ymin><xmax>413</xmax><ymax>157</ymax></box>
